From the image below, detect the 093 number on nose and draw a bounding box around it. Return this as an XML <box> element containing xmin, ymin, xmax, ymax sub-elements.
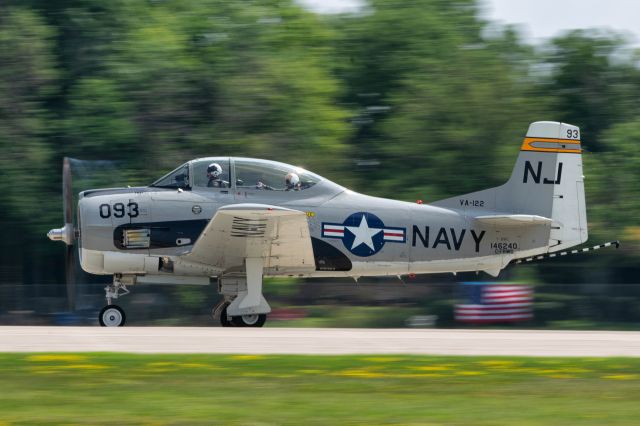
<box><xmin>99</xmin><ymin>202</ymin><xmax>139</xmax><ymax>219</ymax></box>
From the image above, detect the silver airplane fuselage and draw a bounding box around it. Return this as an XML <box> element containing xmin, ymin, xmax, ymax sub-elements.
<box><xmin>76</xmin><ymin>164</ymin><xmax>525</xmax><ymax>280</ymax></box>
<box><xmin>49</xmin><ymin>121</ymin><xmax>589</xmax><ymax>326</ymax></box>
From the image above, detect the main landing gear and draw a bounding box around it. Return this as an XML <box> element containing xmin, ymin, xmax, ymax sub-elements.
<box><xmin>213</xmin><ymin>301</ymin><xmax>267</xmax><ymax>328</ymax></box>
<box><xmin>214</xmin><ymin>259</ymin><xmax>271</xmax><ymax>327</ymax></box>
<box><xmin>99</xmin><ymin>278</ymin><xmax>130</xmax><ymax>327</ymax></box>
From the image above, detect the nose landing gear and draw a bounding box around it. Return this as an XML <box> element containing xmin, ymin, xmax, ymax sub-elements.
<box><xmin>99</xmin><ymin>276</ymin><xmax>130</xmax><ymax>327</ymax></box>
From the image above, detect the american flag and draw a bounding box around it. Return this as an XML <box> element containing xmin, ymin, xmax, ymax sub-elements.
<box><xmin>455</xmin><ymin>283</ymin><xmax>533</xmax><ymax>324</ymax></box>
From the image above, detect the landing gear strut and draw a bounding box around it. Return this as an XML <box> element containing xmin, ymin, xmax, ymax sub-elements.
<box><xmin>99</xmin><ymin>277</ymin><xmax>130</xmax><ymax>327</ymax></box>
<box><xmin>214</xmin><ymin>259</ymin><xmax>271</xmax><ymax>327</ymax></box>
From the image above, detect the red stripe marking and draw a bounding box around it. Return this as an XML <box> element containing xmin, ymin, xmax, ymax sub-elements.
<box><xmin>456</xmin><ymin>306</ymin><xmax>531</xmax><ymax>312</ymax></box>
<box><xmin>455</xmin><ymin>316</ymin><xmax>532</xmax><ymax>323</ymax></box>
<box><xmin>484</xmin><ymin>297</ymin><xmax>532</xmax><ymax>303</ymax></box>
<box><xmin>485</xmin><ymin>285</ymin><xmax>531</xmax><ymax>291</ymax></box>
<box><xmin>485</xmin><ymin>296</ymin><xmax>532</xmax><ymax>300</ymax></box>
<box><xmin>455</xmin><ymin>312</ymin><xmax>533</xmax><ymax>316</ymax></box>
<box><xmin>457</xmin><ymin>303</ymin><xmax>531</xmax><ymax>309</ymax></box>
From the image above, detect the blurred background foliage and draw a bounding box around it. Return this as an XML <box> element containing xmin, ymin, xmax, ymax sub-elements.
<box><xmin>0</xmin><ymin>0</ymin><xmax>639</xmax><ymax>324</ymax></box>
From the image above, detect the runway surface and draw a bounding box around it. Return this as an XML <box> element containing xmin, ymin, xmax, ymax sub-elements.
<box><xmin>1</xmin><ymin>327</ymin><xmax>640</xmax><ymax>356</ymax></box>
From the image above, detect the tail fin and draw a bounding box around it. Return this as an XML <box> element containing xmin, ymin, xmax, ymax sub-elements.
<box><xmin>432</xmin><ymin>121</ymin><xmax>588</xmax><ymax>252</ymax></box>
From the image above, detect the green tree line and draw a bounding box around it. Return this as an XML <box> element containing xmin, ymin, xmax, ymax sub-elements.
<box><xmin>0</xmin><ymin>0</ymin><xmax>638</xmax><ymax>291</ymax></box>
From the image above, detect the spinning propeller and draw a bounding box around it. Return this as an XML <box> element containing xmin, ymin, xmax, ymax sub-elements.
<box><xmin>47</xmin><ymin>157</ymin><xmax>77</xmax><ymax>311</ymax></box>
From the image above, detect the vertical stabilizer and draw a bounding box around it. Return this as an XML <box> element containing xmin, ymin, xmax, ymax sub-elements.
<box><xmin>501</xmin><ymin>121</ymin><xmax>588</xmax><ymax>251</ymax></box>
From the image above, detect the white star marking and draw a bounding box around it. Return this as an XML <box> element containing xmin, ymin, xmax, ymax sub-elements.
<box><xmin>346</xmin><ymin>214</ymin><xmax>382</xmax><ymax>251</ymax></box>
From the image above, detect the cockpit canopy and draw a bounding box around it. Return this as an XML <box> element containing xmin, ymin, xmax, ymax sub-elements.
<box><xmin>151</xmin><ymin>157</ymin><xmax>324</xmax><ymax>192</ymax></box>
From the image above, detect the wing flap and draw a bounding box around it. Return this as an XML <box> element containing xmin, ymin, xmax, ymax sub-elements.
<box><xmin>184</xmin><ymin>204</ymin><xmax>315</xmax><ymax>273</ymax></box>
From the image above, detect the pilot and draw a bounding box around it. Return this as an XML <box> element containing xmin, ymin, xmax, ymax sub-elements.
<box><xmin>285</xmin><ymin>172</ymin><xmax>301</xmax><ymax>191</ymax></box>
<box><xmin>207</xmin><ymin>163</ymin><xmax>229</xmax><ymax>188</ymax></box>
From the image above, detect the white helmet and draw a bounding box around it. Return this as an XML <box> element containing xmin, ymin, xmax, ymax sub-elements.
<box><xmin>207</xmin><ymin>163</ymin><xmax>222</xmax><ymax>178</ymax></box>
<box><xmin>285</xmin><ymin>172</ymin><xmax>300</xmax><ymax>188</ymax></box>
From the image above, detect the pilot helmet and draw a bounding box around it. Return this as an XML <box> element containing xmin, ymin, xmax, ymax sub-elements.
<box><xmin>207</xmin><ymin>163</ymin><xmax>222</xmax><ymax>179</ymax></box>
<box><xmin>285</xmin><ymin>172</ymin><xmax>300</xmax><ymax>188</ymax></box>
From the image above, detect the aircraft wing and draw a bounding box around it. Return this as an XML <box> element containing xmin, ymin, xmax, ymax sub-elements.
<box><xmin>183</xmin><ymin>203</ymin><xmax>316</xmax><ymax>274</ymax></box>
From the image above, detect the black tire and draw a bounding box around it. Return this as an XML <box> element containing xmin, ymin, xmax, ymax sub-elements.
<box><xmin>99</xmin><ymin>304</ymin><xmax>126</xmax><ymax>327</ymax></box>
<box><xmin>220</xmin><ymin>304</ymin><xmax>234</xmax><ymax>327</ymax></box>
<box><xmin>231</xmin><ymin>313</ymin><xmax>267</xmax><ymax>327</ymax></box>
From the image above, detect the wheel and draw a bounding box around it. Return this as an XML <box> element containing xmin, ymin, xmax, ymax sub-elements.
<box><xmin>219</xmin><ymin>304</ymin><xmax>234</xmax><ymax>327</ymax></box>
<box><xmin>231</xmin><ymin>313</ymin><xmax>267</xmax><ymax>327</ymax></box>
<box><xmin>99</xmin><ymin>304</ymin><xmax>126</xmax><ymax>327</ymax></box>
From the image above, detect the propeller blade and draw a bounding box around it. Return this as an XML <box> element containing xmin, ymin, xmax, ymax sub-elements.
<box><xmin>63</xmin><ymin>157</ymin><xmax>73</xmax><ymax>227</ymax></box>
<box><xmin>63</xmin><ymin>157</ymin><xmax>76</xmax><ymax>311</ymax></box>
<box><xmin>65</xmin><ymin>244</ymin><xmax>76</xmax><ymax>311</ymax></box>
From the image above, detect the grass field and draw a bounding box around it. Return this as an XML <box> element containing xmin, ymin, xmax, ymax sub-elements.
<box><xmin>0</xmin><ymin>354</ymin><xmax>639</xmax><ymax>425</ymax></box>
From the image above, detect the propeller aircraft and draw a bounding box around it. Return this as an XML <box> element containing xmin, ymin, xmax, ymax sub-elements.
<box><xmin>49</xmin><ymin>121</ymin><xmax>592</xmax><ymax>327</ymax></box>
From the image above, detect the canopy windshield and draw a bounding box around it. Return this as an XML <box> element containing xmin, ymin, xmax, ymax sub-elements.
<box><xmin>150</xmin><ymin>163</ymin><xmax>190</xmax><ymax>189</ymax></box>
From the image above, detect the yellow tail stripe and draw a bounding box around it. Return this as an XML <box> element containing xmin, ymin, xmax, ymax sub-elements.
<box><xmin>520</xmin><ymin>137</ymin><xmax>581</xmax><ymax>154</ymax></box>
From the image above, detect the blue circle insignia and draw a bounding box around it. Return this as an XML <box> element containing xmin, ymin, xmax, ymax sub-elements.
<box><xmin>341</xmin><ymin>212</ymin><xmax>386</xmax><ymax>257</ymax></box>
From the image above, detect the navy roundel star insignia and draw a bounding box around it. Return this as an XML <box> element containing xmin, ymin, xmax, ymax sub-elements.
<box><xmin>321</xmin><ymin>212</ymin><xmax>406</xmax><ymax>257</ymax></box>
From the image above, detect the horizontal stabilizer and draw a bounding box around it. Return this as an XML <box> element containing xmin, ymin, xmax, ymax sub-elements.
<box><xmin>474</xmin><ymin>214</ymin><xmax>552</xmax><ymax>227</ymax></box>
